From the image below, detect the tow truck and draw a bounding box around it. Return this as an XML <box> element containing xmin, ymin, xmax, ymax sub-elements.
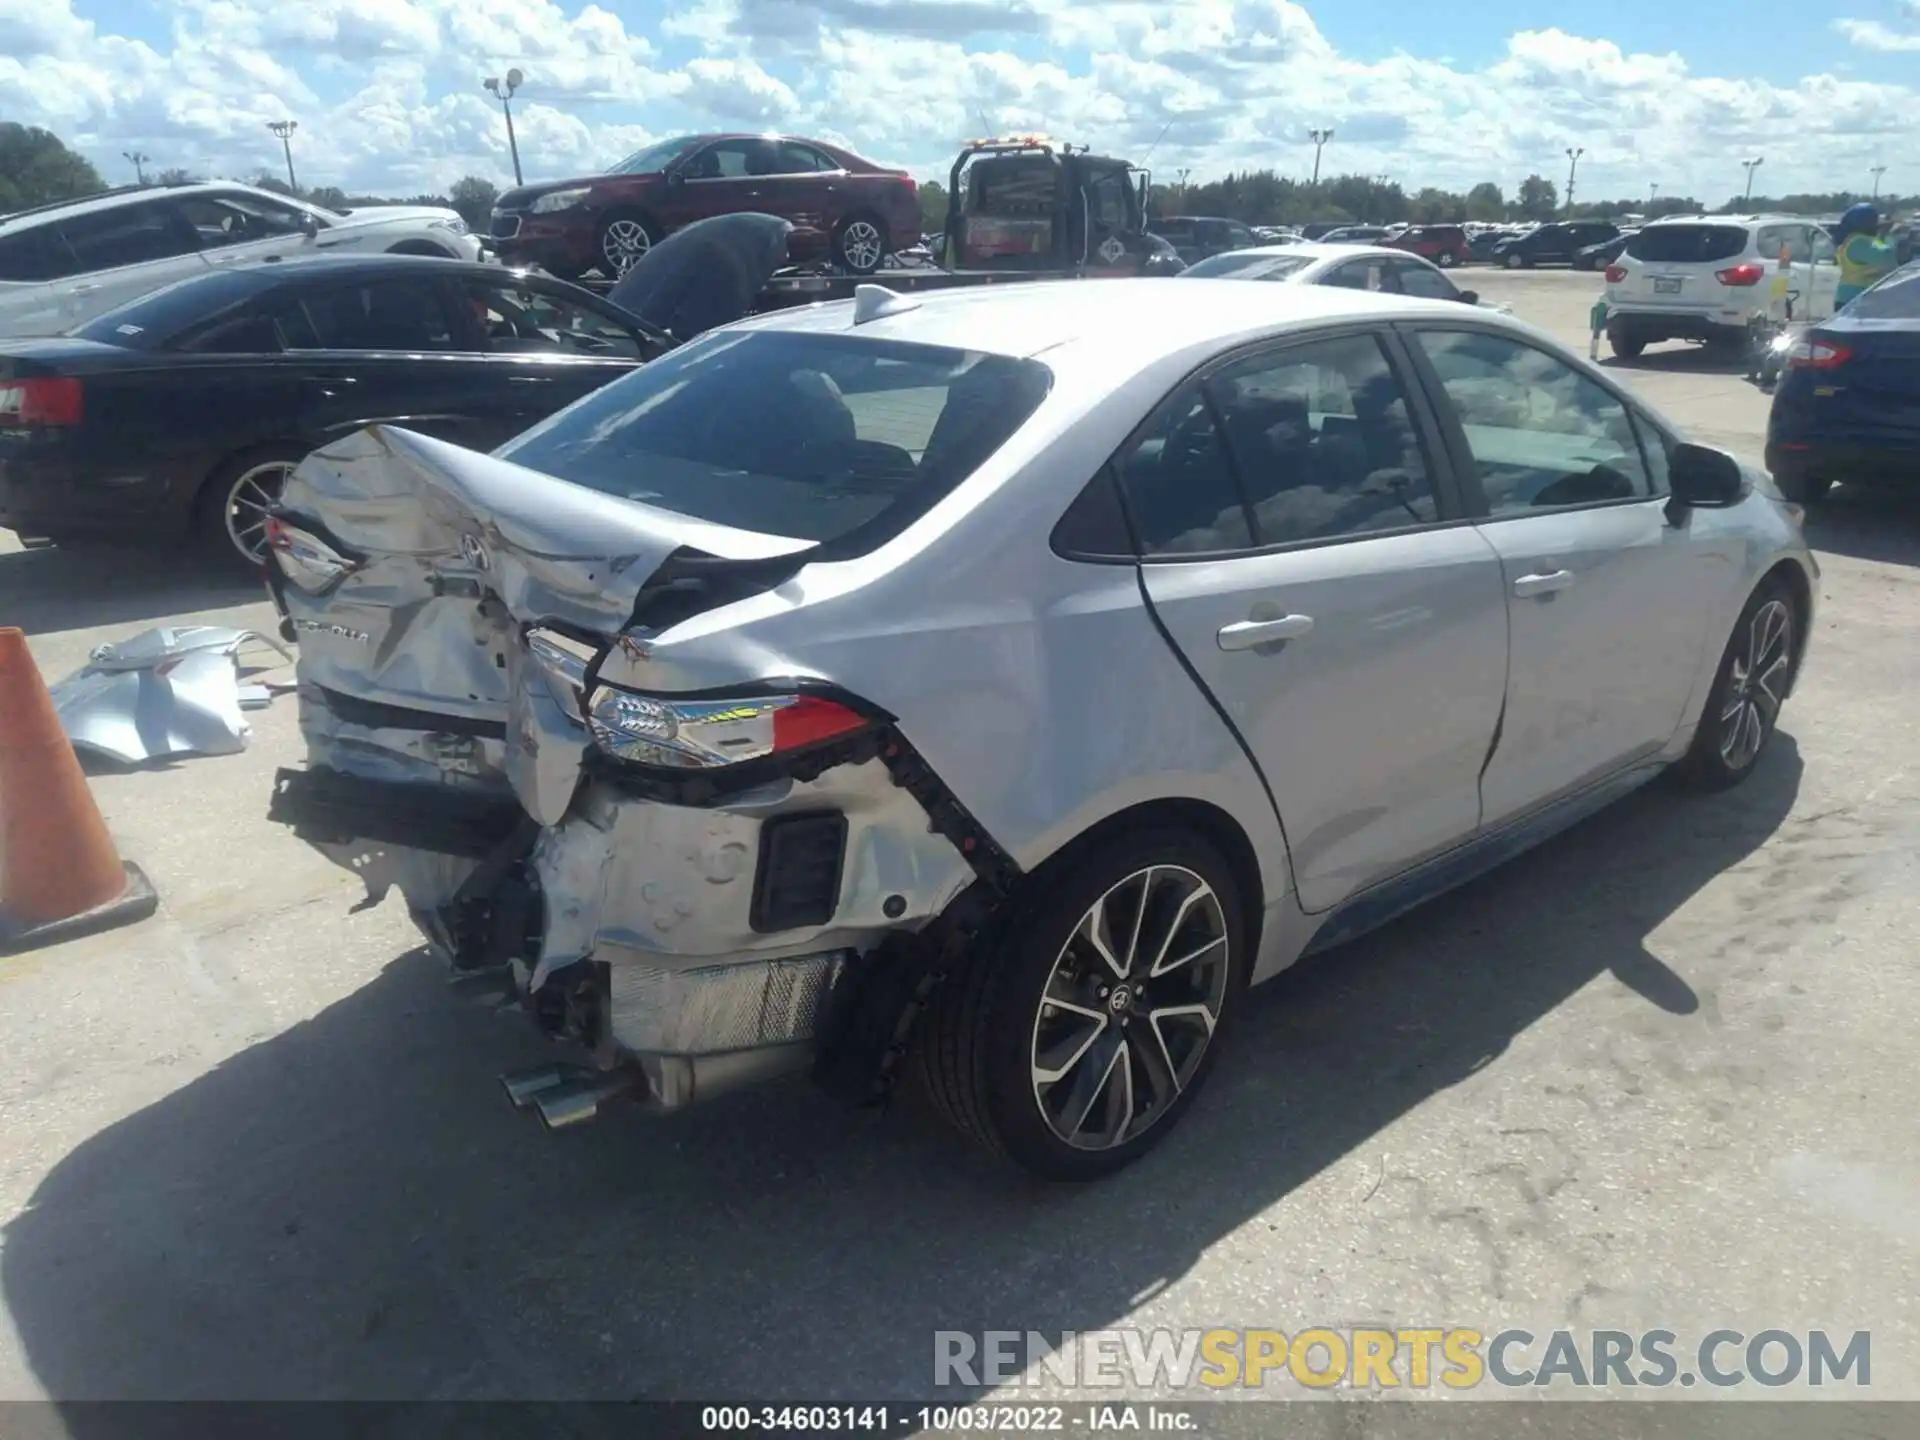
<box><xmin>576</xmin><ymin>136</ymin><xmax>1181</xmax><ymax>314</ymax></box>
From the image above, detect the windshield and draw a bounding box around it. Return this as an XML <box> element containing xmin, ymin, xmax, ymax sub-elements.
<box><xmin>1626</xmin><ymin>225</ymin><xmax>1747</xmax><ymax>263</ymax></box>
<box><xmin>609</xmin><ymin>136</ymin><xmax>706</xmax><ymax>176</ymax></box>
<box><xmin>496</xmin><ymin>330</ymin><xmax>1054</xmax><ymax>552</ymax></box>
<box><xmin>1180</xmin><ymin>252</ymin><xmax>1315</xmax><ymax>280</ymax></box>
<box><xmin>1847</xmin><ymin>263</ymin><xmax>1920</xmax><ymax>320</ymax></box>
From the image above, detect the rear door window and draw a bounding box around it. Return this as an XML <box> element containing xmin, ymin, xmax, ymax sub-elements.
<box><xmin>496</xmin><ymin>330</ymin><xmax>1053</xmax><ymax>552</ymax></box>
<box><xmin>275</xmin><ymin>278</ymin><xmax>458</xmax><ymax>351</ymax></box>
<box><xmin>1626</xmin><ymin>225</ymin><xmax>1749</xmax><ymax>264</ymax></box>
<box><xmin>55</xmin><ymin>202</ymin><xmax>196</xmax><ymax>273</ymax></box>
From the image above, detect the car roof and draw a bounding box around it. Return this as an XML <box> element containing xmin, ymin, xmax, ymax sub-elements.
<box><xmin>1224</xmin><ymin>242</ymin><xmax>1412</xmax><ymax>263</ymax></box>
<box><xmin>731</xmin><ymin>276</ymin><xmax>1481</xmax><ymax>360</ymax></box>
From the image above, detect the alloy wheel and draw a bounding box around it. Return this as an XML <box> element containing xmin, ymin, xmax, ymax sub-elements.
<box><xmin>1718</xmin><ymin>598</ymin><xmax>1792</xmax><ymax>770</ymax></box>
<box><xmin>226</xmin><ymin>461</ymin><xmax>296</xmax><ymax>564</ymax></box>
<box><xmin>1029</xmin><ymin>865</ymin><xmax>1231</xmax><ymax>1152</ymax></box>
<box><xmin>602</xmin><ymin>219</ymin><xmax>652</xmax><ymax>275</ymax></box>
<box><xmin>839</xmin><ymin>220</ymin><xmax>884</xmax><ymax>272</ymax></box>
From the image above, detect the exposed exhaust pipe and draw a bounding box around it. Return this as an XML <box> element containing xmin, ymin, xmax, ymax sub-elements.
<box><xmin>498</xmin><ymin>1063</ymin><xmax>646</xmax><ymax>1129</ymax></box>
<box><xmin>532</xmin><ymin>1073</ymin><xmax>643</xmax><ymax>1130</ymax></box>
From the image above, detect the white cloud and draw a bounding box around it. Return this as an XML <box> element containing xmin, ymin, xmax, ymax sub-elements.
<box><xmin>3</xmin><ymin>0</ymin><xmax>1917</xmax><ymax>199</ymax></box>
<box><xmin>1834</xmin><ymin>16</ymin><xmax>1920</xmax><ymax>49</ymax></box>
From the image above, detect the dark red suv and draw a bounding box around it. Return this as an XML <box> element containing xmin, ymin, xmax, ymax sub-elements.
<box><xmin>489</xmin><ymin>133</ymin><xmax>924</xmax><ymax>280</ymax></box>
<box><xmin>1384</xmin><ymin>224</ymin><xmax>1471</xmax><ymax>268</ymax></box>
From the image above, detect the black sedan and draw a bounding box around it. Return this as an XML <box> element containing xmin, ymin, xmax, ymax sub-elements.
<box><xmin>1490</xmin><ymin>220</ymin><xmax>1620</xmax><ymax>269</ymax></box>
<box><xmin>1572</xmin><ymin>229</ymin><xmax>1637</xmax><ymax>271</ymax></box>
<box><xmin>0</xmin><ymin>223</ymin><xmax>789</xmax><ymax>567</ymax></box>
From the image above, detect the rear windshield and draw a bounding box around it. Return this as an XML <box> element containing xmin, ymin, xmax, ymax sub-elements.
<box><xmin>72</xmin><ymin>271</ymin><xmax>266</xmax><ymax>348</ymax></box>
<box><xmin>496</xmin><ymin>329</ymin><xmax>1053</xmax><ymax>552</ymax></box>
<box><xmin>1626</xmin><ymin>225</ymin><xmax>1748</xmax><ymax>264</ymax></box>
<box><xmin>1847</xmin><ymin>263</ymin><xmax>1920</xmax><ymax>319</ymax></box>
<box><xmin>1180</xmin><ymin>252</ymin><xmax>1314</xmax><ymax>280</ymax></box>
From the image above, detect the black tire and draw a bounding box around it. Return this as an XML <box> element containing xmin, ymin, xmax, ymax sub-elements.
<box><xmin>1676</xmin><ymin>577</ymin><xmax>1799</xmax><ymax>791</ymax></box>
<box><xmin>1607</xmin><ymin>325</ymin><xmax>1646</xmax><ymax>360</ymax></box>
<box><xmin>1773</xmin><ymin>468</ymin><xmax>1833</xmax><ymax>504</ymax></box>
<box><xmin>1503</xmin><ymin>251</ymin><xmax>1524</xmax><ymax>270</ymax></box>
<box><xmin>1437</xmin><ymin>251</ymin><xmax>1459</xmax><ymax>269</ymax></box>
<box><xmin>195</xmin><ymin>443</ymin><xmax>309</xmax><ymax>571</ymax></box>
<box><xmin>1573</xmin><ymin>255</ymin><xmax>1594</xmax><ymax>272</ymax></box>
<box><xmin>832</xmin><ymin>213</ymin><xmax>889</xmax><ymax>275</ymax></box>
<box><xmin>596</xmin><ymin>209</ymin><xmax>657</xmax><ymax>279</ymax></box>
<box><xmin>916</xmin><ymin>826</ymin><xmax>1250</xmax><ymax>1181</ymax></box>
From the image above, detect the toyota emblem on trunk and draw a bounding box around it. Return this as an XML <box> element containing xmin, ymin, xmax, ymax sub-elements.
<box><xmin>461</xmin><ymin>533</ymin><xmax>491</xmax><ymax>571</ymax></box>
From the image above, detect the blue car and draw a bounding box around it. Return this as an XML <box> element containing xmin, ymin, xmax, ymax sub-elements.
<box><xmin>1767</xmin><ymin>262</ymin><xmax>1920</xmax><ymax>503</ymax></box>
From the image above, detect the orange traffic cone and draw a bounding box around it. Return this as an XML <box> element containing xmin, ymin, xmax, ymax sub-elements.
<box><xmin>0</xmin><ymin>627</ymin><xmax>157</xmax><ymax>954</ymax></box>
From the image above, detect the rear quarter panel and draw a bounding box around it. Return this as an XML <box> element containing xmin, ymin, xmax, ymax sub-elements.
<box><xmin>595</xmin><ymin>334</ymin><xmax>1298</xmax><ymax>917</ymax></box>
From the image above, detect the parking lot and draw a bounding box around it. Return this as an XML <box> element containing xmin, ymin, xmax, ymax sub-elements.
<box><xmin>3</xmin><ymin>267</ymin><xmax>1919</xmax><ymax>1409</ymax></box>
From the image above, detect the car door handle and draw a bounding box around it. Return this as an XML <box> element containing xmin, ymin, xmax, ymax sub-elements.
<box><xmin>1217</xmin><ymin>614</ymin><xmax>1314</xmax><ymax>651</ymax></box>
<box><xmin>1513</xmin><ymin>569</ymin><xmax>1575</xmax><ymax>598</ymax></box>
<box><xmin>70</xmin><ymin>283</ymin><xmax>99</xmax><ymax>294</ymax></box>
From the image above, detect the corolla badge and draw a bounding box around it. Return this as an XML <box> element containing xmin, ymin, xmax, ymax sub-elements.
<box><xmin>292</xmin><ymin>619</ymin><xmax>371</xmax><ymax>644</ymax></box>
<box><xmin>461</xmin><ymin>533</ymin><xmax>491</xmax><ymax>571</ymax></box>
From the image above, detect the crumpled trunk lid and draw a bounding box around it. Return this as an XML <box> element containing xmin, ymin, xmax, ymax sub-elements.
<box><xmin>275</xmin><ymin>424</ymin><xmax>812</xmax><ymax>822</ymax></box>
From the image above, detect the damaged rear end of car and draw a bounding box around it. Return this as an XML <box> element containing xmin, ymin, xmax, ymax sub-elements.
<box><xmin>265</xmin><ymin>321</ymin><xmax>1052</xmax><ymax>1129</ymax></box>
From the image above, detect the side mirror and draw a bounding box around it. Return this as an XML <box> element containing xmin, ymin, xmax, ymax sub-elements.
<box><xmin>1668</xmin><ymin>441</ymin><xmax>1745</xmax><ymax>509</ymax></box>
<box><xmin>665</xmin><ymin>168</ymin><xmax>687</xmax><ymax>188</ymax></box>
<box><xmin>1456</xmin><ymin>289</ymin><xmax>1479</xmax><ymax>305</ymax></box>
<box><xmin>299</xmin><ymin>213</ymin><xmax>321</xmax><ymax>240</ymax></box>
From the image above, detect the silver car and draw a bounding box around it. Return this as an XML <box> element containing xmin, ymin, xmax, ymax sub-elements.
<box><xmin>1179</xmin><ymin>242</ymin><xmax>1507</xmax><ymax>311</ymax></box>
<box><xmin>266</xmin><ymin>278</ymin><xmax>1816</xmax><ymax>1180</ymax></box>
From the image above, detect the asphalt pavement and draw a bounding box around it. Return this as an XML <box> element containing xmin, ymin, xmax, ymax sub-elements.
<box><xmin>1</xmin><ymin>269</ymin><xmax>1918</xmax><ymax>1415</ymax></box>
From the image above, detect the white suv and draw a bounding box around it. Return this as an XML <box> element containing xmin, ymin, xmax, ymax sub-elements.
<box><xmin>0</xmin><ymin>182</ymin><xmax>486</xmax><ymax>338</ymax></box>
<box><xmin>1602</xmin><ymin>214</ymin><xmax>1839</xmax><ymax>359</ymax></box>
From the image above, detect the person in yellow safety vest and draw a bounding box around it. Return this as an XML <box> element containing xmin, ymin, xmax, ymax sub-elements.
<box><xmin>1833</xmin><ymin>202</ymin><xmax>1899</xmax><ymax>308</ymax></box>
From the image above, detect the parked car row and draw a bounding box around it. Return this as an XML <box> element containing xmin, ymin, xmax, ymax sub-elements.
<box><xmin>0</xmin><ymin>220</ymin><xmax>787</xmax><ymax>566</ymax></box>
<box><xmin>0</xmin><ymin>180</ymin><xmax>485</xmax><ymax>337</ymax></box>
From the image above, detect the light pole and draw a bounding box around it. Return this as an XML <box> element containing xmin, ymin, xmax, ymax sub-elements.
<box><xmin>266</xmin><ymin>120</ymin><xmax>298</xmax><ymax>192</ymax></box>
<box><xmin>1564</xmin><ymin>147</ymin><xmax>1584</xmax><ymax>214</ymax></box>
<box><xmin>1742</xmin><ymin>156</ymin><xmax>1763</xmax><ymax>204</ymax></box>
<box><xmin>1649</xmin><ymin>181</ymin><xmax>1658</xmax><ymax>206</ymax></box>
<box><xmin>123</xmin><ymin>151</ymin><xmax>150</xmax><ymax>185</ymax></box>
<box><xmin>485</xmin><ymin>69</ymin><xmax>525</xmax><ymax>188</ymax></box>
<box><xmin>1871</xmin><ymin>164</ymin><xmax>1887</xmax><ymax>199</ymax></box>
<box><xmin>1307</xmin><ymin>127</ymin><xmax>1334</xmax><ymax>187</ymax></box>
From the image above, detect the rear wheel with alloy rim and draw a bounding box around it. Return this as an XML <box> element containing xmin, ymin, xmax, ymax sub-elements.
<box><xmin>1678</xmin><ymin>578</ymin><xmax>1799</xmax><ymax>790</ymax></box>
<box><xmin>197</xmin><ymin>447</ymin><xmax>306</xmax><ymax>569</ymax></box>
<box><xmin>918</xmin><ymin>827</ymin><xmax>1247</xmax><ymax>1179</ymax></box>
<box><xmin>834</xmin><ymin>215</ymin><xmax>888</xmax><ymax>275</ymax></box>
<box><xmin>1504</xmin><ymin>251</ymin><xmax>1525</xmax><ymax>269</ymax></box>
<box><xmin>1437</xmin><ymin>251</ymin><xmax>1458</xmax><ymax>268</ymax></box>
<box><xmin>597</xmin><ymin>211</ymin><xmax>654</xmax><ymax>278</ymax></box>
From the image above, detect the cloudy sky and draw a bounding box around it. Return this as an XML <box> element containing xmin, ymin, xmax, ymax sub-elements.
<box><xmin>4</xmin><ymin>0</ymin><xmax>1918</xmax><ymax>202</ymax></box>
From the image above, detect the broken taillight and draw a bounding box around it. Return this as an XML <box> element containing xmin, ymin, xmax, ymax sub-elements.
<box><xmin>585</xmin><ymin>686</ymin><xmax>875</xmax><ymax>771</ymax></box>
<box><xmin>266</xmin><ymin>515</ymin><xmax>363</xmax><ymax>594</ymax></box>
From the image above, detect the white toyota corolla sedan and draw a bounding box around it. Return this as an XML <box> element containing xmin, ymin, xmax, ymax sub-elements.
<box><xmin>1180</xmin><ymin>241</ymin><xmax>1508</xmax><ymax>311</ymax></box>
<box><xmin>266</xmin><ymin>278</ymin><xmax>1816</xmax><ymax>1180</ymax></box>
